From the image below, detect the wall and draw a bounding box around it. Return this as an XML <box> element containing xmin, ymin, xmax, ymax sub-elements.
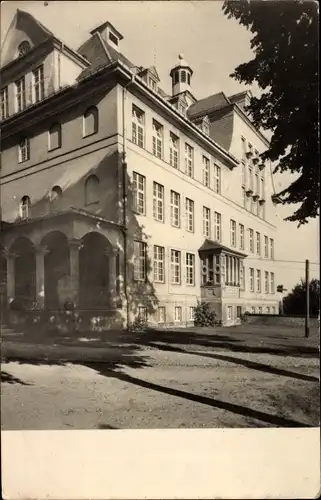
<box><xmin>246</xmin><ymin>314</ymin><xmax>319</xmax><ymax>329</ymax></box>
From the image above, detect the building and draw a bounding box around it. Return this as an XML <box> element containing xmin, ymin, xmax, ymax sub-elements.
<box><xmin>0</xmin><ymin>9</ymin><xmax>279</xmax><ymax>330</ymax></box>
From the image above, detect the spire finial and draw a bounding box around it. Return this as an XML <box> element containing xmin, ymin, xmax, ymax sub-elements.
<box><xmin>179</xmin><ymin>53</ymin><xmax>184</xmax><ymax>60</ymax></box>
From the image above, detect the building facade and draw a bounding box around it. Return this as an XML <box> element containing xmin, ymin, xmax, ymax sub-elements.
<box><xmin>0</xmin><ymin>9</ymin><xmax>279</xmax><ymax>329</ymax></box>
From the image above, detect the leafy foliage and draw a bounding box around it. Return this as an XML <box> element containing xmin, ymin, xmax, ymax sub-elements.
<box><xmin>283</xmin><ymin>278</ymin><xmax>320</xmax><ymax>316</ymax></box>
<box><xmin>194</xmin><ymin>300</ymin><xmax>217</xmax><ymax>327</ymax></box>
<box><xmin>223</xmin><ymin>0</ymin><xmax>319</xmax><ymax>225</ymax></box>
<box><xmin>128</xmin><ymin>314</ymin><xmax>149</xmax><ymax>332</ymax></box>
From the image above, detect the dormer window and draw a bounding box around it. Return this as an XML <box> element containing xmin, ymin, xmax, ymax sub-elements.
<box><xmin>202</xmin><ymin>117</ymin><xmax>210</xmax><ymax>136</ymax></box>
<box><xmin>108</xmin><ymin>31</ymin><xmax>118</xmax><ymax>46</ymax></box>
<box><xmin>17</xmin><ymin>41</ymin><xmax>31</xmax><ymax>57</ymax></box>
<box><xmin>149</xmin><ymin>77</ymin><xmax>157</xmax><ymax>91</ymax></box>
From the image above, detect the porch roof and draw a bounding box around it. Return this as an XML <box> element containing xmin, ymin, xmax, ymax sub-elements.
<box><xmin>199</xmin><ymin>239</ymin><xmax>248</xmax><ymax>258</ymax></box>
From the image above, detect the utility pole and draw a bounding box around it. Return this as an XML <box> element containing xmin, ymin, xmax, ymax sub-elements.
<box><xmin>305</xmin><ymin>259</ymin><xmax>310</xmax><ymax>338</ymax></box>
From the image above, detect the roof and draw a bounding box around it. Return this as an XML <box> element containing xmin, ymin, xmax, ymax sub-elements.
<box><xmin>188</xmin><ymin>92</ymin><xmax>231</xmax><ymax>119</ymax></box>
<box><xmin>199</xmin><ymin>239</ymin><xmax>248</xmax><ymax>258</ymax></box>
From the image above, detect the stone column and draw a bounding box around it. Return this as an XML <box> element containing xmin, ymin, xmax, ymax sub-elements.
<box><xmin>68</xmin><ymin>239</ymin><xmax>83</xmax><ymax>307</ymax></box>
<box><xmin>108</xmin><ymin>247</ymin><xmax>119</xmax><ymax>308</ymax></box>
<box><xmin>35</xmin><ymin>244</ymin><xmax>48</xmax><ymax>309</ymax></box>
<box><xmin>4</xmin><ymin>249</ymin><xmax>16</xmax><ymax>304</ymax></box>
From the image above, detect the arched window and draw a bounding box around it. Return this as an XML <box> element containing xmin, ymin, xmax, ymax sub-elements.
<box><xmin>181</xmin><ymin>70</ymin><xmax>186</xmax><ymax>83</ymax></box>
<box><xmin>83</xmin><ymin>106</ymin><xmax>99</xmax><ymax>137</ymax></box>
<box><xmin>17</xmin><ymin>41</ymin><xmax>31</xmax><ymax>57</ymax></box>
<box><xmin>85</xmin><ymin>175</ymin><xmax>99</xmax><ymax>206</ymax></box>
<box><xmin>50</xmin><ymin>185</ymin><xmax>63</xmax><ymax>203</ymax></box>
<box><xmin>20</xmin><ymin>196</ymin><xmax>30</xmax><ymax>219</ymax></box>
<box><xmin>48</xmin><ymin>123</ymin><xmax>62</xmax><ymax>151</ymax></box>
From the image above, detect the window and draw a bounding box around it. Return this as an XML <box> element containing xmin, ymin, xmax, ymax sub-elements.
<box><xmin>214</xmin><ymin>211</ymin><xmax>221</xmax><ymax>241</ymax></box>
<box><xmin>20</xmin><ymin>195</ymin><xmax>30</xmax><ymax>219</ymax></box>
<box><xmin>153</xmin><ymin>182</ymin><xmax>164</xmax><ymax>222</ymax></box>
<box><xmin>271</xmin><ymin>306</ymin><xmax>275</xmax><ymax>314</ymax></box>
<box><xmin>214</xmin><ymin>164</ymin><xmax>221</xmax><ymax>193</ymax></box>
<box><xmin>270</xmin><ymin>238</ymin><xmax>274</xmax><ymax>260</ymax></box>
<box><xmin>201</xmin><ymin>255</ymin><xmax>213</xmax><ymax>285</ymax></box>
<box><xmin>50</xmin><ymin>185</ymin><xmax>62</xmax><ymax>203</ymax></box>
<box><xmin>251</xmin><ymin>306</ymin><xmax>256</xmax><ymax>314</ymax></box>
<box><xmin>261</xmin><ymin>177</ymin><xmax>265</xmax><ymax>199</ymax></box>
<box><xmin>236</xmin><ymin>306</ymin><xmax>242</xmax><ymax>319</ymax></box>
<box><xmin>256</xmin><ymin>232</ymin><xmax>261</xmax><ymax>255</ymax></box>
<box><xmin>248</xmin><ymin>167</ymin><xmax>253</xmax><ymax>191</ymax></box>
<box><xmin>203</xmin><ymin>207</ymin><xmax>211</xmax><ymax>238</ymax></box>
<box><xmin>83</xmin><ymin>106</ymin><xmax>98</xmax><ymax>137</ymax></box>
<box><xmin>242</xmin><ymin>186</ymin><xmax>246</xmax><ymax>208</ymax></box>
<box><xmin>149</xmin><ymin>77</ymin><xmax>157</xmax><ymax>91</ymax></box>
<box><xmin>174</xmin><ymin>306</ymin><xmax>182</xmax><ymax>322</ymax></box>
<box><xmin>258</xmin><ymin>306</ymin><xmax>262</xmax><ymax>314</ymax></box>
<box><xmin>132</xmin><ymin>105</ymin><xmax>144</xmax><ymax>148</ymax></box>
<box><xmin>171</xmin><ymin>249</ymin><xmax>181</xmax><ymax>284</ymax></box>
<box><xmin>264</xmin><ymin>236</ymin><xmax>269</xmax><ymax>258</ymax></box>
<box><xmin>264</xmin><ymin>271</ymin><xmax>269</xmax><ymax>293</ymax></box>
<box><xmin>17</xmin><ymin>41</ymin><xmax>31</xmax><ymax>57</ymax></box>
<box><xmin>169</xmin><ymin>133</ymin><xmax>179</xmax><ymax>169</ymax></box>
<box><xmin>242</xmin><ymin>164</ymin><xmax>246</xmax><ymax>186</ymax></box>
<box><xmin>32</xmin><ymin>65</ymin><xmax>44</xmax><ymax>103</ymax></box>
<box><xmin>185</xmin><ymin>143</ymin><xmax>193</xmax><ymax>177</ymax></box>
<box><xmin>134</xmin><ymin>241</ymin><xmax>147</xmax><ymax>281</ymax></box>
<box><xmin>241</xmin><ymin>136</ymin><xmax>246</xmax><ymax>162</ymax></box>
<box><xmin>181</xmin><ymin>70</ymin><xmax>186</xmax><ymax>83</ymax></box>
<box><xmin>152</xmin><ymin>120</ymin><xmax>163</xmax><ymax>159</ymax></box>
<box><xmin>189</xmin><ymin>306</ymin><xmax>195</xmax><ymax>321</ymax></box>
<box><xmin>48</xmin><ymin>123</ymin><xmax>61</xmax><ymax>151</ymax></box>
<box><xmin>248</xmin><ymin>143</ymin><xmax>253</xmax><ymax>163</ymax></box>
<box><xmin>270</xmin><ymin>272</ymin><xmax>275</xmax><ymax>293</ymax></box>
<box><xmin>1</xmin><ymin>87</ymin><xmax>9</xmax><ymax>120</ymax></box>
<box><xmin>109</xmin><ymin>31</ymin><xmax>119</xmax><ymax>46</ymax></box>
<box><xmin>249</xmin><ymin>229</ymin><xmax>254</xmax><ymax>252</ymax></box>
<box><xmin>249</xmin><ymin>268</ymin><xmax>254</xmax><ymax>292</ymax></box>
<box><xmin>157</xmin><ymin>306</ymin><xmax>166</xmax><ymax>323</ymax></box>
<box><xmin>138</xmin><ymin>307</ymin><xmax>147</xmax><ymax>321</ymax></box>
<box><xmin>256</xmin><ymin>270</ymin><xmax>261</xmax><ymax>293</ymax></box>
<box><xmin>230</xmin><ymin>219</ymin><xmax>236</xmax><ymax>247</ymax></box>
<box><xmin>186</xmin><ymin>253</ymin><xmax>195</xmax><ymax>285</ymax></box>
<box><xmin>15</xmin><ymin>77</ymin><xmax>26</xmax><ymax>112</ymax></box>
<box><xmin>255</xmin><ymin>173</ymin><xmax>259</xmax><ymax>195</ymax></box>
<box><xmin>185</xmin><ymin>198</ymin><xmax>194</xmax><ymax>232</ymax></box>
<box><xmin>18</xmin><ymin>137</ymin><xmax>30</xmax><ymax>163</ymax></box>
<box><xmin>202</xmin><ymin>119</ymin><xmax>209</xmax><ymax>136</ymax></box>
<box><xmin>153</xmin><ymin>245</ymin><xmax>165</xmax><ymax>283</ymax></box>
<box><xmin>266</xmin><ymin>306</ymin><xmax>270</xmax><ymax>314</ymax></box>
<box><xmin>239</xmin><ymin>224</ymin><xmax>244</xmax><ymax>250</ymax></box>
<box><xmin>227</xmin><ymin>306</ymin><xmax>233</xmax><ymax>321</ymax></box>
<box><xmin>202</xmin><ymin>156</ymin><xmax>210</xmax><ymax>187</ymax></box>
<box><xmin>170</xmin><ymin>190</ymin><xmax>180</xmax><ymax>227</ymax></box>
<box><xmin>85</xmin><ymin>175</ymin><xmax>99</xmax><ymax>205</ymax></box>
<box><xmin>133</xmin><ymin>172</ymin><xmax>146</xmax><ymax>215</ymax></box>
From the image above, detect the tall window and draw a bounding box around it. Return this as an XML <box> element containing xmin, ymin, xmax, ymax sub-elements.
<box><xmin>241</xmin><ymin>136</ymin><xmax>247</xmax><ymax>162</ymax></box>
<box><xmin>133</xmin><ymin>172</ymin><xmax>146</xmax><ymax>215</ymax></box>
<box><xmin>230</xmin><ymin>219</ymin><xmax>236</xmax><ymax>247</ymax></box>
<box><xmin>132</xmin><ymin>105</ymin><xmax>144</xmax><ymax>148</ymax></box>
<box><xmin>242</xmin><ymin>164</ymin><xmax>246</xmax><ymax>187</ymax></box>
<box><xmin>256</xmin><ymin>231</ymin><xmax>261</xmax><ymax>255</ymax></box>
<box><xmin>249</xmin><ymin>228</ymin><xmax>254</xmax><ymax>252</ymax></box>
<box><xmin>202</xmin><ymin>156</ymin><xmax>210</xmax><ymax>187</ymax></box>
<box><xmin>270</xmin><ymin>238</ymin><xmax>274</xmax><ymax>259</ymax></box>
<box><xmin>264</xmin><ymin>271</ymin><xmax>269</xmax><ymax>293</ymax></box>
<box><xmin>157</xmin><ymin>307</ymin><xmax>166</xmax><ymax>323</ymax></box>
<box><xmin>170</xmin><ymin>190</ymin><xmax>180</xmax><ymax>227</ymax></box>
<box><xmin>134</xmin><ymin>241</ymin><xmax>147</xmax><ymax>281</ymax></box>
<box><xmin>85</xmin><ymin>175</ymin><xmax>99</xmax><ymax>205</ymax></box>
<box><xmin>261</xmin><ymin>177</ymin><xmax>265</xmax><ymax>199</ymax></box>
<box><xmin>186</xmin><ymin>253</ymin><xmax>195</xmax><ymax>285</ymax></box>
<box><xmin>15</xmin><ymin>77</ymin><xmax>26</xmax><ymax>112</ymax></box>
<box><xmin>48</xmin><ymin>123</ymin><xmax>62</xmax><ymax>151</ymax></box>
<box><xmin>18</xmin><ymin>137</ymin><xmax>30</xmax><ymax>163</ymax></box>
<box><xmin>20</xmin><ymin>195</ymin><xmax>30</xmax><ymax>219</ymax></box>
<box><xmin>83</xmin><ymin>106</ymin><xmax>98</xmax><ymax>137</ymax></box>
<box><xmin>255</xmin><ymin>173</ymin><xmax>259</xmax><ymax>195</ymax></box>
<box><xmin>248</xmin><ymin>167</ymin><xmax>253</xmax><ymax>191</ymax></box>
<box><xmin>239</xmin><ymin>224</ymin><xmax>244</xmax><ymax>250</ymax></box>
<box><xmin>50</xmin><ymin>185</ymin><xmax>62</xmax><ymax>204</ymax></box>
<box><xmin>202</xmin><ymin>255</ymin><xmax>220</xmax><ymax>285</ymax></box>
<box><xmin>1</xmin><ymin>87</ymin><xmax>9</xmax><ymax>120</ymax></box>
<box><xmin>153</xmin><ymin>182</ymin><xmax>164</xmax><ymax>222</ymax></box>
<box><xmin>203</xmin><ymin>207</ymin><xmax>211</xmax><ymax>238</ymax></box>
<box><xmin>174</xmin><ymin>306</ymin><xmax>182</xmax><ymax>322</ymax></box>
<box><xmin>185</xmin><ymin>198</ymin><xmax>194</xmax><ymax>232</ymax></box>
<box><xmin>153</xmin><ymin>245</ymin><xmax>165</xmax><ymax>282</ymax></box>
<box><xmin>214</xmin><ymin>164</ymin><xmax>221</xmax><ymax>193</ymax></box>
<box><xmin>256</xmin><ymin>270</ymin><xmax>261</xmax><ymax>292</ymax></box>
<box><xmin>270</xmin><ymin>272</ymin><xmax>275</xmax><ymax>293</ymax></box>
<box><xmin>171</xmin><ymin>249</ymin><xmax>181</xmax><ymax>284</ymax></box>
<box><xmin>189</xmin><ymin>306</ymin><xmax>196</xmax><ymax>321</ymax></box>
<box><xmin>185</xmin><ymin>143</ymin><xmax>193</xmax><ymax>177</ymax></box>
<box><xmin>214</xmin><ymin>211</ymin><xmax>221</xmax><ymax>241</ymax></box>
<box><xmin>249</xmin><ymin>268</ymin><xmax>254</xmax><ymax>292</ymax></box>
<box><xmin>169</xmin><ymin>133</ymin><xmax>179</xmax><ymax>169</ymax></box>
<box><xmin>264</xmin><ymin>236</ymin><xmax>269</xmax><ymax>258</ymax></box>
<box><xmin>152</xmin><ymin>120</ymin><xmax>163</xmax><ymax>159</ymax></box>
<box><xmin>32</xmin><ymin>65</ymin><xmax>44</xmax><ymax>103</ymax></box>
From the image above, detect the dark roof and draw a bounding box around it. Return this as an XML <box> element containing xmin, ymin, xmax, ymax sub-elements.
<box><xmin>199</xmin><ymin>239</ymin><xmax>248</xmax><ymax>258</ymax></box>
<box><xmin>188</xmin><ymin>92</ymin><xmax>230</xmax><ymax>119</ymax></box>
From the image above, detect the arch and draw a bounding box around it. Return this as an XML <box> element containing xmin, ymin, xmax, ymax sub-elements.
<box><xmin>50</xmin><ymin>185</ymin><xmax>63</xmax><ymax>205</ymax></box>
<box><xmin>83</xmin><ymin>106</ymin><xmax>99</xmax><ymax>137</ymax></box>
<box><xmin>19</xmin><ymin>195</ymin><xmax>31</xmax><ymax>219</ymax></box>
<box><xmin>48</xmin><ymin>122</ymin><xmax>62</xmax><ymax>150</ymax></box>
<box><xmin>85</xmin><ymin>174</ymin><xmax>99</xmax><ymax>206</ymax></box>
<box><xmin>79</xmin><ymin>232</ymin><xmax>112</xmax><ymax>309</ymax></box>
<box><xmin>17</xmin><ymin>40</ymin><xmax>31</xmax><ymax>57</ymax></box>
<box><xmin>41</xmin><ymin>231</ymin><xmax>70</xmax><ymax>310</ymax></box>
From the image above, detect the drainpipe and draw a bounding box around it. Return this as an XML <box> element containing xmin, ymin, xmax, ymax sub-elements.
<box><xmin>122</xmin><ymin>73</ymin><xmax>135</xmax><ymax>328</ymax></box>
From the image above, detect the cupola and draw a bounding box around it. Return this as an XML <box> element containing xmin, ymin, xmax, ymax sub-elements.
<box><xmin>90</xmin><ymin>20</ymin><xmax>123</xmax><ymax>52</ymax></box>
<box><xmin>170</xmin><ymin>53</ymin><xmax>193</xmax><ymax>97</ymax></box>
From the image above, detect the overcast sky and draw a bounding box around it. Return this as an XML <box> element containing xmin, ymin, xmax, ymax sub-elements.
<box><xmin>1</xmin><ymin>0</ymin><xmax>319</xmax><ymax>289</ymax></box>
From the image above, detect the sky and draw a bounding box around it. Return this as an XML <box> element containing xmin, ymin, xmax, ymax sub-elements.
<box><xmin>1</xmin><ymin>0</ymin><xmax>319</xmax><ymax>291</ymax></box>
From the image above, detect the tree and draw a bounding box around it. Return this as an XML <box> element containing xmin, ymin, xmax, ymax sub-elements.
<box><xmin>282</xmin><ymin>278</ymin><xmax>320</xmax><ymax>316</ymax></box>
<box><xmin>222</xmin><ymin>0</ymin><xmax>319</xmax><ymax>225</ymax></box>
